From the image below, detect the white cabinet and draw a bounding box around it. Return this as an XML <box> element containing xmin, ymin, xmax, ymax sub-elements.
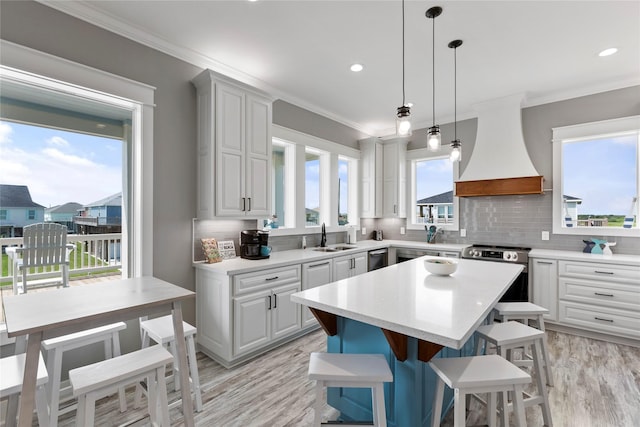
<box><xmin>334</xmin><ymin>251</ymin><xmax>368</xmax><ymax>281</ymax></box>
<box><xmin>557</xmin><ymin>260</ymin><xmax>640</xmax><ymax>339</ymax></box>
<box><xmin>359</xmin><ymin>139</ymin><xmax>406</xmax><ymax>218</ymax></box>
<box><xmin>530</xmin><ymin>258</ymin><xmax>558</xmax><ymax>321</ymax></box>
<box><xmin>193</xmin><ymin>69</ymin><xmax>272</xmax><ymax>219</ymax></box>
<box><xmin>382</xmin><ymin>140</ymin><xmax>407</xmax><ymax>218</ymax></box>
<box><xmin>359</xmin><ymin>138</ymin><xmax>383</xmax><ymax>218</ymax></box>
<box><xmin>301</xmin><ymin>259</ymin><xmax>333</xmax><ymax>327</ymax></box>
<box><xmin>232</xmin><ymin>266</ymin><xmax>302</xmax><ymax>357</ymax></box>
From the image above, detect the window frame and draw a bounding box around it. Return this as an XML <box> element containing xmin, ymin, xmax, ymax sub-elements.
<box><xmin>406</xmin><ymin>148</ymin><xmax>460</xmax><ymax>231</ymax></box>
<box><xmin>552</xmin><ymin>115</ymin><xmax>640</xmax><ymax>237</ymax></box>
<box><xmin>258</xmin><ymin>125</ymin><xmax>360</xmax><ymax>236</ymax></box>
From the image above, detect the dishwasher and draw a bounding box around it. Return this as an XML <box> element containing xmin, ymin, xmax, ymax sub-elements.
<box><xmin>368</xmin><ymin>249</ymin><xmax>388</xmax><ymax>271</ymax></box>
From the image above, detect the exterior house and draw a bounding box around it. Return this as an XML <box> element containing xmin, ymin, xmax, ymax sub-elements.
<box><xmin>45</xmin><ymin>202</ymin><xmax>83</xmax><ymax>232</ymax></box>
<box><xmin>0</xmin><ymin>184</ymin><xmax>45</xmax><ymax>237</ymax></box>
<box><xmin>75</xmin><ymin>192</ymin><xmax>122</xmax><ymax>235</ymax></box>
<box><xmin>563</xmin><ymin>194</ymin><xmax>583</xmax><ymax>225</ymax></box>
<box><xmin>416</xmin><ymin>191</ymin><xmax>454</xmax><ymax>224</ymax></box>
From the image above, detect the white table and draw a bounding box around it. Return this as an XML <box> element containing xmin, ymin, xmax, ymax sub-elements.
<box><xmin>3</xmin><ymin>276</ymin><xmax>196</xmax><ymax>427</ymax></box>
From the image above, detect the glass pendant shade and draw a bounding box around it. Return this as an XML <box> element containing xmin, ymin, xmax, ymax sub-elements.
<box><xmin>396</xmin><ymin>105</ymin><xmax>412</xmax><ymax>136</ymax></box>
<box><xmin>450</xmin><ymin>139</ymin><xmax>461</xmax><ymax>162</ymax></box>
<box><xmin>427</xmin><ymin>125</ymin><xmax>441</xmax><ymax>151</ymax></box>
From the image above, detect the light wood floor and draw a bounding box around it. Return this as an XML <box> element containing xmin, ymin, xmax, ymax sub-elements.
<box><xmin>46</xmin><ymin>328</ymin><xmax>639</xmax><ymax>427</ymax></box>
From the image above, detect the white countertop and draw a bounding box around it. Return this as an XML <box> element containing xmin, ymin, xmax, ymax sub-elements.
<box><xmin>529</xmin><ymin>248</ymin><xmax>640</xmax><ymax>266</ymax></box>
<box><xmin>194</xmin><ymin>240</ymin><xmax>470</xmax><ymax>275</ymax></box>
<box><xmin>291</xmin><ymin>256</ymin><xmax>523</xmax><ymax>349</ymax></box>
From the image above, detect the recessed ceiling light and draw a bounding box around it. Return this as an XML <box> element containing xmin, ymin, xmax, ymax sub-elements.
<box><xmin>350</xmin><ymin>63</ymin><xmax>364</xmax><ymax>72</ymax></box>
<box><xmin>599</xmin><ymin>47</ymin><xmax>618</xmax><ymax>57</ymax></box>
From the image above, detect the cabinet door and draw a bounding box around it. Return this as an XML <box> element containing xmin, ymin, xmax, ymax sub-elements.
<box><xmin>382</xmin><ymin>141</ymin><xmax>407</xmax><ymax>218</ymax></box>
<box><xmin>333</xmin><ymin>255</ymin><xmax>353</xmax><ymax>281</ymax></box>
<box><xmin>353</xmin><ymin>252</ymin><xmax>368</xmax><ymax>276</ymax></box>
<box><xmin>271</xmin><ymin>283</ymin><xmax>302</xmax><ymax>340</ymax></box>
<box><xmin>233</xmin><ymin>290</ymin><xmax>270</xmax><ymax>356</ymax></box>
<box><xmin>216</xmin><ymin>82</ymin><xmax>245</xmax><ymax>216</ymax></box>
<box><xmin>302</xmin><ymin>260</ymin><xmax>333</xmax><ymax>327</ymax></box>
<box><xmin>531</xmin><ymin>259</ymin><xmax>558</xmax><ymax>321</ymax></box>
<box><xmin>245</xmin><ymin>94</ymin><xmax>272</xmax><ymax>217</ymax></box>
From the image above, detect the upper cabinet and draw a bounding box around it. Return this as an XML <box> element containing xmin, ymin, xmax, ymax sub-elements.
<box><xmin>193</xmin><ymin>70</ymin><xmax>273</xmax><ymax>219</ymax></box>
<box><xmin>359</xmin><ymin>139</ymin><xmax>407</xmax><ymax>219</ymax></box>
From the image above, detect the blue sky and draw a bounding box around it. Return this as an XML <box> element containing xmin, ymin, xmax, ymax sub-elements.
<box><xmin>0</xmin><ymin>120</ymin><xmax>122</xmax><ymax>208</ymax></box>
<box><xmin>563</xmin><ymin>135</ymin><xmax>637</xmax><ymax>215</ymax></box>
<box><xmin>416</xmin><ymin>157</ymin><xmax>453</xmax><ymax>201</ymax></box>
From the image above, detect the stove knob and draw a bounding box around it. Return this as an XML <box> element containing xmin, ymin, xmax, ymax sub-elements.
<box><xmin>511</xmin><ymin>253</ymin><xmax>518</xmax><ymax>262</ymax></box>
<box><xmin>505</xmin><ymin>253</ymin><xmax>512</xmax><ymax>260</ymax></box>
<box><xmin>473</xmin><ymin>250</ymin><xmax>480</xmax><ymax>257</ymax></box>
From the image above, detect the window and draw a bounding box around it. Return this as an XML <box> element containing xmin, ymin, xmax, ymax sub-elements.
<box><xmin>408</xmin><ymin>150</ymin><xmax>459</xmax><ymax>230</ymax></box>
<box><xmin>0</xmin><ymin>210</ymin><xmax>6</xmax><ymax>220</ymax></box>
<box><xmin>270</xmin><ymin>139</ymin><xmax>294</xmax><ymax>229</ymax></box>
<box><xmin>27</xmin><ymin>210</ymin><xmax>36</xmax><ymax>220</ymax></box>
<box><xmin>338</xmin><ymin>156</ymin><xmax>358</xmax><ymax>226</ymax></box>
<box><xmin>553</xmin><ymin>116</ymin><xmax>640</xmax><ymax>236</ymax></box>
<box><xmin>305</xmin><ymin>148</ymin><xmax>322</xmax><ymax>226</ymax></box>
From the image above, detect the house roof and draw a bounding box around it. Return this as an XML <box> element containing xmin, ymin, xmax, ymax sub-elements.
<box><xmin>46</xmin><ymin>202</ymin><xmax>83</xmax><ymax>214</ymax></box>
<box><xmin>0</xmin><ymin>184</ymin><xmax>45</xmax><ymax>209</ymax></box>
<box><xmin>86</xmin><ymin>192</ymin><xmax>122</xmax><ymax>208</ymax></box>
<box><xmin>417</xmin><ymin>191</ymin><xmax>453</xmax><ymax>205</ymax></box>
<box><xmin>563</xmin><ymin>194</ymin><xmax>583</xmax><ymax>203</ymax></box>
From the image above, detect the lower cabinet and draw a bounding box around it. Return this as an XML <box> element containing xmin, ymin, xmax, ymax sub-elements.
<box><xmin>233</xmin><ymin>282</ymin><xmax>301</xmax><ymax>356</ymax></box>
<box><xmin>301</xmin><ymin>259</ymin><xmax>333</xmax><ymax>328</ymax></box>
<box><xmin>333</xmin><ymin>251</ymin><xmax>368</xmax><ymax>280</ymax></box>
<box><xmin>530</xmin><ymin>258</ymin><xmax>558</xmax><ymax>321</ymax></box>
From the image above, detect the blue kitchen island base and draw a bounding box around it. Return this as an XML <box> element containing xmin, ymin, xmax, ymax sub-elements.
<box><xmin>326</xmin><ymin>317</ymin><xmax>476</xmax><ymax>427</ymax></box>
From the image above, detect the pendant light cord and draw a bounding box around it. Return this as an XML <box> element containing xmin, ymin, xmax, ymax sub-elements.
<box><xmin>431</xmin><ymin>12</ymin><xmax>435</xmax><ymax>127</ymax></box>
<box><xmin>454</xmin><ymin>45</ymin><xmax>457</xmax><ymax>140</ymax></box>
<box><xmin>402</xmin><ymin>0</ymin><xmax>406</xmax><ymax>106</ymax></box>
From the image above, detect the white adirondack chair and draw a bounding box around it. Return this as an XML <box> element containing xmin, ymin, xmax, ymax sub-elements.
<box><xmin>12</xmin><ymin>223</ymin><xmax>73</xmax><ymax>295</ymax></box>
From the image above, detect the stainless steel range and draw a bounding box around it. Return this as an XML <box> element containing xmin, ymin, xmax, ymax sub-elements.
<box><xmin>461</xmin><ymin>244</ymin><xmax>531</xmax><ymax>302</ymax></box>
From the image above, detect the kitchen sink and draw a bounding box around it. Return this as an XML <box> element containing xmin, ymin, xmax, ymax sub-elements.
<box><xmin>312</xmin><ymin>245</ymin><xmax>357</xmax><ymax>252</ymax></box>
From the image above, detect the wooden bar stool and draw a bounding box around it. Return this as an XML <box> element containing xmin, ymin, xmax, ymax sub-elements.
<box><xmin>429</xmin><ymin>354</ymin><xmax>530</xmax><ymax>427</ymax></box>
<box><xmin>491</xmin><ymin>302</ymin><xmax>553</xmax><ymax>386</ymax></box>
<box><xmin>475</xmin><ymin>321</ymin><xmax>554</xmax><ymax>426</ymax></box>
<box><xmin>1</xmin><ymin>352</ymin><xmax>50</xmax><ymax>427</ymax></box>
<box><xmin>308</xmin><ymin>352</ymin><xmax>393</xmax><ymax>427</ymax></box>
<box><xmin>42</xmin><ymin>322</ymin><xmax>127</xmax><ymax>426</ymax></box>
<box><xmin>69</xmin><ymin>346</ymin><xmax>173</xmax><ymax>427</ymax></box>
<box><xmin>134</xmin><ymin>315</ymin><xmax>203</xmax><ymax>412</ymax></box>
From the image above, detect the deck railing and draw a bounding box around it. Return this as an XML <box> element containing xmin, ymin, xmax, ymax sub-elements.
<box><xmin>0</xmin><ymin>233</ymin><xmax>122</xmax><ymax>284</ymax></box>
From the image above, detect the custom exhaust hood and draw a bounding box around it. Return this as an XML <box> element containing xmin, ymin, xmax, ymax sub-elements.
<box><xmin>455</xmin><ymin>94</ymin><xmax>544</xmax><ymax>197</ymax></box>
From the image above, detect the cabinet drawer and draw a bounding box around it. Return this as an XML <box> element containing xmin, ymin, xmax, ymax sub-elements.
<box><xmin>233</xmin><ymin>265</ymin><xmax>301</xmax><ymax>296</ymax></box>
<box><xmin>558</xmin><ymin>261</ymin><xmax>640</xmax><ymax>284</ymax></box>
<box><xmin>559</xmin><ymin>277</ymin><xmax>640</xmax><ymax>311</ymax></box>
<box><xmin>559</xmin><ymin>301</ymin><xmax>640</xmax><ymax>339</ymax></box>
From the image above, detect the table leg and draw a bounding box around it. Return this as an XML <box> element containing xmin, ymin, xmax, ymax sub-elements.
<box><xmin>172</xmin><ymin>301</ymin><xmax>195</xmax><ymax>427</ymax></box>
<box><xmin>17</xmin><ymin>332</ymin><xmax>42</xmax><ymax>427</ymax></box>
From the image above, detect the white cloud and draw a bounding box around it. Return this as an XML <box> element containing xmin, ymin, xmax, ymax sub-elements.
<box><xmin>46</xmin><ymin>136</ymin><xmax>70</xmax><ymax>147</ymax></box>
<box><xmin>0</xmin><ymin>122</ymin><xmax>13</xmax><ymax>144</ymax></box>
<box><xmin>42</xmin><ymin>148</ymin><xmax>98</xmax><ymax>167</ymax></box>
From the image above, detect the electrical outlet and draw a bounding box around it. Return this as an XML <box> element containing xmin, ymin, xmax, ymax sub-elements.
<box><xmin>361</xmin><ymin>227</ymin><xmax>366</xmax><ymax>235</ymax></box>
<box><xmin>460</xmin><ymin>228</ymin><xmax>467</xmax><ymax>237</ymax></box>
<box><xmin>400</xmin><ymin>227</ymin><xmax>406</xmax><ymax>235</ymax></box>
<box><xmin>541</xmin><ymin>231</ymin><xmax>550</xmax><ymax>240</ymax></box>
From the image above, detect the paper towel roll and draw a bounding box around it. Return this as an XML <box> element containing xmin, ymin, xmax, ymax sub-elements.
<box><xmin>348</xmin><ymin>226</ymin><xmax>357</xmax><ymax>244</ymax></box>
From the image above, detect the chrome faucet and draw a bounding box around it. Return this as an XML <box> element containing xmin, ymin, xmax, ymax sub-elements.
<box><xmin>320</xmin><ymin>222</ymin><xmax>327</xmax><ymax>247</ymax></box>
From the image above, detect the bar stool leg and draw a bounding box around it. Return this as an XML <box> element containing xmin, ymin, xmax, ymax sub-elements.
<box><xmin>186</xmin><ymin>334</ymin><xmax>203</xmax><ymax>412</ymax></box>
<box><xmin>431</xmin><ymin>377</ymin><xmax>445</xmax><ymax>427</ymax></box>
<box><xmin>372</xmin><ymin>383</ymin><xmax>387</xmax><ymax>427</ymax></box>
<box><xmin>535</xmin><ymin>314</ymin><xmax>554</xmax><ymax>386</ymax></box>
<box><xmin>157</xmin><ymin>365</ymin><xmax>171</xmax><ymax>427</ymax></box>
<box><xmin>134</xmin><ymin>331</ymin><xmax>152</xmax><ymax>409</ymax></box>
<box><xmin>453</xmin><ymin>388</ymin><xmax>465</xmax><ymax>427</ymax></box>
<box><xmin>110</xmin><ymin>331</ymin><xmax>127</xmax><ymax>413</ymax></box>
<box><xmin>313</xmin><ymin>380</ymin><xmax>324</xmax><ymax>426</ymax></box>
<box><xmin>46</xmin><ymin>347</ymin><xmax>64</xmax><ymax>426</ymax></box>
<box><xmin>512</xmin><ymin>384</ymin><xmax>527</xmax><ymax>427</ymax></box>
<box><xmin>487</xmin><ymin>391</ymin><xmax>497</xmax><ymax>427</ymax></box>
<box><xmin>533</xmin><ymin>339</ymin><xmax>553</xmax><ymax>426</ymax></box>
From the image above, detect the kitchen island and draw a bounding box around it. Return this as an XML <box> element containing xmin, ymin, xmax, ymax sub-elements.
<box><xmin>291</xmin><ymin>256</ymin><xmax>523</xmax><ymax>427</ymax></box>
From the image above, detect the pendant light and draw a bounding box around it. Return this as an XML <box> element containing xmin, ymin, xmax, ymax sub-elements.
<box><xmin>396</xmin><ymin>0</ymin><xmax>412</xmax><ymax>136</ymax></box>
<box><xmin>426</xmin><ymin>6</ymin><xmax>442</xmax><ymax>151</ymax></box>
<box><xmin>448</xmin><ymin>39</ymin><xmax>463</xmax><ymax>162</ymax></box>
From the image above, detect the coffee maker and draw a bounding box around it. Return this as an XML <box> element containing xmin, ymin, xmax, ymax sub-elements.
<box><xmin>240</xmin><ymin>230</ymin><xmax>269</xmax><ymax>260</ymax></box>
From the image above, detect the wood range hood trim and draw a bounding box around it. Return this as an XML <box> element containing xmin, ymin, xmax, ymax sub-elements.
<box><xmin>455</xmin><ymin>175</ymin><xmax>544</xmax><ymax>197</ymax></box>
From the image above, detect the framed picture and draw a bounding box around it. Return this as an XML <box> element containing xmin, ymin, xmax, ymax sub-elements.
<box><xmin>217</xmin><ymin>240</ymin><xmax>237</xmax><ymax>260</ymax></box>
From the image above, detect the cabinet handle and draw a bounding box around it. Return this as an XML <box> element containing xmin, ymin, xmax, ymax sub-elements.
<box><xmin>538</xmin><ymin>261</ymin><xmax>553</xmax><ymax>265</ymax></box>
<box><xmin>594</xmin><ymin>292</ymin><xmax>614</xmax><ymax>297</ymax></box>
<box><xmin>273</xmin><ymin>293</ymin><xmax>277</xmax><ymax>308</ymax></box>
<box><xmin>309</xmin><ymin>262</ymin><xmax>330</xmax><ymax>268</ymax></box>
<box><xmin>265</xmin><ymin>276</ymin><xmax>279</xmax><ymax>281</ymax></box>
<box><xmin>242</xmin><ymin>197</ymin><xmax>246</xmax><ymax>211</ymax></box>
<box><xmin>267</xmin><ymin>295</ymin><xmax>271</xmax><ymax>310</ymax></box>
<box><xmin>594</xmin><ymin>270</ymin><xmax>614</xmax><ymax>275</ymax></box>
<box><xmin>594</xmin><ymin>317</ymin><xmax>614</xmax><ymax>323</ymax></box>
<box><xmin>247</xmin><ymin>197</ymin><xmax>251</xmax><ymax>211</ymax></box>
<box><xmin>394</xmin><ymin>204</ymin><xmax>397</xmax><ymax>214</ymax></box>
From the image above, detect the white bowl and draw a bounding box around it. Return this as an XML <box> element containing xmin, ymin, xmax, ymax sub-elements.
<box><xmin>424</xmin><ymin>257</ymin><xmax>458</xmax><ymax>275</ymax></box>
